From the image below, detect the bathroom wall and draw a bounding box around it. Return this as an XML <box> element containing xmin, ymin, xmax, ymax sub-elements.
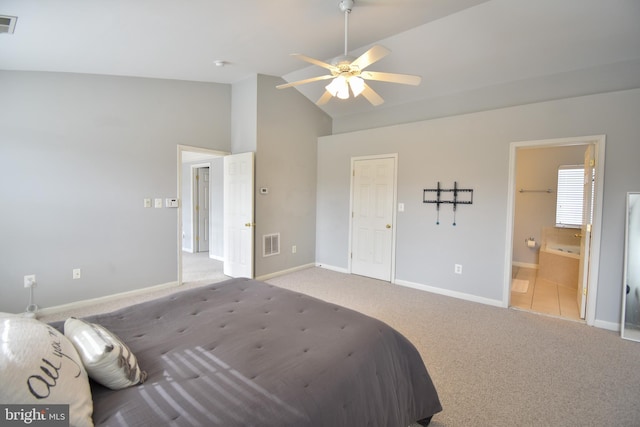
<box><xmin>513</xmin><ymin>145</ymin><xmax>587</xmax><ymax>267</ymax></box>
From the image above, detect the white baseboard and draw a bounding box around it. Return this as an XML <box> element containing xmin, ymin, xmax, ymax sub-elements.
<box><xmin>315</xmin><ymin>263</ymin><xmax>349</xmax><ymax>274</ymax></box>
<box><xmin>394</xmin><ymin>278</ymin><xmax>504</xmax><ymax>308</ymax></box>
<box><xmin>209</xmin><ymin>254</ymin><xmax>224</xmax><ymax>262</ymax></box>
<box><xmin>593</xmin><ymin>319</ymin><xmax>620</xmax><ymax>332</ymax></box>
<box><xmin>37</xmin><ymin>281</ymin><xmax>179</xmax><ymax>317</ymax></box>
<box><xmin>256</xmin><ymin>263</ymin><xmax>316</xmax><ymax>281</ymax></box>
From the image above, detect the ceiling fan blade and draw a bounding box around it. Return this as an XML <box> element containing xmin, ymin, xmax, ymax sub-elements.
<box><xmin>360</xmin><ymin>83</ymin><xmax>384</xmax><ymax>106</ymax></box>
<box><xmin>350</xmin><ymin>45</ymin><xmax>391</xmax><ymax>70</ymax></box>
<box><xmin>277</xmin><ymin>74</ymin><xmax>335</xmax><ymax>89</ymax></box>
<box><xmin>361</xmin><ymin>71</ymin><xmax>422</xmax><ymax>86</ymax></box>
<box><xmin>316</xmin><ymin>90</ymin><xmax>334</xmax><ymax>106</ymax></box>
<box><xmin>292</xmin><ymin>54</ymin><xmax>336</xmax><ymax>71</ymax></box>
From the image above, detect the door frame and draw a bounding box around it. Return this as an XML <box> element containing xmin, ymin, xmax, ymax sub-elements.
<box><xmin>177</xmin><ymin>145</ymin><xmax>229</xmax><ymax>286</ymax></box>
<box><xmin>503</xmin><ymin>135</ymin><xmax>606</xmax><ymax>326</ymax></box>
<box><xmin>348</xmin><ymin>153</ymin><xmax>398</xmax><ymax>282</ymax></box>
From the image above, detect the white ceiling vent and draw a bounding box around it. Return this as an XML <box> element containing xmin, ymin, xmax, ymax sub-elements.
<box><xmin>263</xmin><ymin>233</ymin><xmax>280</xmax><ymax>257</ymax></box>
<box><xmin>0</xmin><ymin>16</ymin><xmax>17</xmax><ymax>34</ymax></box>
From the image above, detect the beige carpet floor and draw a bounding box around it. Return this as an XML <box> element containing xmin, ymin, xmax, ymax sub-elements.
<box><xmin>266</xmin><ymin>267</ymin><xmax>640</xmax><ymax>427</ymax></box>
<box><xmin>39</xmin><ymin>266</ymin><xmax>640</xmax><ymax>426</ymax></box>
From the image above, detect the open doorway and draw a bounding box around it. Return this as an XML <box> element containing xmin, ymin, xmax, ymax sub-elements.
<box><xmin>504</xmin><ymin>136</ymin><xmax>605</xmax><ymax>326</ymax></box>
<box><xmin>178</xmin><ymin>146</ymin><xmax>227</xmax><ymax>286</ymax></box>
<box><xmin>177</xmin><ymin>146</ymin><xmax>256</xmax><ymax>285</ymax></box>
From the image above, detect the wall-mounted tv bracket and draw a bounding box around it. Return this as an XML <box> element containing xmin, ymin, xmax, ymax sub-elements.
<box><xmin>423</xmin><ymin>181</ymin><xmax>473</xmax><ymax>225</ymax></box>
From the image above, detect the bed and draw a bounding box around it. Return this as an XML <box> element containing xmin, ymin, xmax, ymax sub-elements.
<box><xmin>52</xmin><ymin>277</ymin><xmax>441</xmax><ymax>426</ymax></box>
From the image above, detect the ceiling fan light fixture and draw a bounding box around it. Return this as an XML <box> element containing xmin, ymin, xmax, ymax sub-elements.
<box><xmin>349</xmin><ymin>76</ymin><xmax>365</xmax><ymax>97</ymax></box>
<box><xmin>325</xmin><ymin>75</ymin><xmax>364</xmax><ymax>100</ymax></box>
<box><xmin>325</xmin><ymin>75</ymin><xmax>347</xmax><ymax>98</ymax></box>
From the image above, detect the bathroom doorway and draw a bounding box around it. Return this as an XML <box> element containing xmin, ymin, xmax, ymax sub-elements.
<box><xmin>504</xmin><ymin>136</ymin><xmax>605</xmax><ymax>326</ymax></box>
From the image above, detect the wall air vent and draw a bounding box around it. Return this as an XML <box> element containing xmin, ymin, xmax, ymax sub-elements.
<box><xmin>0</xmin><ymin>15</ymin><xmax>17</xmax><ymax>34</ymax></box>
<box><xmin>263</xmin><ymin>233</ymin><xmax>280</xmax><ymax>257</ymax></box>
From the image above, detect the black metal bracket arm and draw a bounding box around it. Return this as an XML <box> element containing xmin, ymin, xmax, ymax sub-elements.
<box><xmin>423</xmin><ymin>181</ymin><xmax>473</xmax><ymax>225</ymax></box>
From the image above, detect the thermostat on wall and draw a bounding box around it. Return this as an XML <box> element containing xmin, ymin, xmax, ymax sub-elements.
<box><xmin>165</xmin><ymin>198</ymin><xmax>179</xmax><ymax>208</ymax></box>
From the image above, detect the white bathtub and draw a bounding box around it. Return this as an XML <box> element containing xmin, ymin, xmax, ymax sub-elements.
<box><xmin>539</xmin><ymin>244</ymin><xmax>580</xmax><ymax>288</ymax></box>
<box><xmin>544</xmin><ymin>244</ymin><xmax>580</xmax><ymax>260</ymax></box>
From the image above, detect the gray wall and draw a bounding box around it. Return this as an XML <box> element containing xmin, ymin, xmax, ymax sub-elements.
<box><xmin>231</xmin><ymin>76</ymin><xmax>258</xmax><ymax>153</ymax></box>
<box><xmin>0</xmin><ymin>71</ymin><xmax>231</xmax><ymax>313</ymax></box>
<box><xmin>209</xmin><ymin>158</ymin><xmax>224</xmax><ymax>260</ymax></box>
<box><xmin>316</xmin><ymin>88</ymin><xmax>640</xmax><ymax>327</ymax></box>
<box><xmin>513</xmin><ymin>145</ymin><xmax>586</xmax><ymax>266</ymax></box>
<box><xmin>254</xmin><ymin>74</ymin><xmax>332</xmax><ymax>277</ymax></box>
<box><xmin>229</xmin><ymin>74</ymin><xmax>332</xmax><ymax>278</ymax></box>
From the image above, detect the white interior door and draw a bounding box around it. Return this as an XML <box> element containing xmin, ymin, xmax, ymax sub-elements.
<box><xmin>351</xmin><ymin>157</ymin><xmax>396</xmax><ymax>281</ymax></box>
<box><xmin>195</xmin><ymin>167</ymin><xmax>210</xmax><ymax>253</ymax></box>
<box><xmin>223</xmin><ymin>152</ymin><xmax>254</xmax><ymax>278</ymax></box>
<box><xmin>577</xmin><ymin>144</ymin><xmax>595</xmax><ymax>319</ymax></box>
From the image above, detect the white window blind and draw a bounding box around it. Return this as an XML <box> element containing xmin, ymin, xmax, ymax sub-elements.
<box><xmin>555</xmin><ymin>165</ymin><xmax>584</xmax><ymax>228</ymax></box>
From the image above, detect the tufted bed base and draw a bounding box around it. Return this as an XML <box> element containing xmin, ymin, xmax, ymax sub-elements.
<box><xmin>58</xmin><ymin>277</ymin><xmax>441</xmax><ymax>426</ymax></box>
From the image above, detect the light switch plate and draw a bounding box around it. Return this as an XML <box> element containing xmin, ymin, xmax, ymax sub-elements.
<box><xmin>154</xmin><ymin>198</ymin><xmax>162</xmax><ymax>208</ymax></box>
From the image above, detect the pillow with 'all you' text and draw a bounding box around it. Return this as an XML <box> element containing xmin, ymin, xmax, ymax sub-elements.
<box><xmin>0</xmin><ymin>315</ymin><xmax>94</xmax><ymax>427</ymax></box>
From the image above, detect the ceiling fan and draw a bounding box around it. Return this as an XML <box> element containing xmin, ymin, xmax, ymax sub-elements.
<box><xmin>276</xmin><ymin>0</ymin><xmax>421</xmax><ymax>106</ymax></box>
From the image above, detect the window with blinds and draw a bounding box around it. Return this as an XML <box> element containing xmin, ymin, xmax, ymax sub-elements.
<box><xmin>555</xmin><ymin>165</ymin><xmax>584</xmax><ymax>228</ymax></box>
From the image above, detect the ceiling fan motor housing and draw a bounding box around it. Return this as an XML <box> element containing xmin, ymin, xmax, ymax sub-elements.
<box><xmin>339</xmin><ymin>0</ymin><xmax>354</xmax><ymax>13</ymax></box>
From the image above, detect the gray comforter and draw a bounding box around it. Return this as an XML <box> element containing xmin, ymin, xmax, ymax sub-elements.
<box><xmin>70</xmin><ymin>278</ymin><xmax>441</xmax><ymax>426</ymax></box>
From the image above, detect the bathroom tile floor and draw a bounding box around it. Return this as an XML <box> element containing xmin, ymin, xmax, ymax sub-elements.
<box><xmin>510</xmin><ymin>266</ymin><xmax>581</xmax><ymax>321</ymax></box>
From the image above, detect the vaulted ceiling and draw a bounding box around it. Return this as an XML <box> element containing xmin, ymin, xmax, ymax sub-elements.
<box><xmin>1</xmin><ymin>0</ymin><xmax>639</xmax><ymax>120</ymax></box>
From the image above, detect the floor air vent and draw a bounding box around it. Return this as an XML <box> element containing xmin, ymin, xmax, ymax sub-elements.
<box><xmin>0</xmin><ymin>16</ymin><xmax>17</xmax><ymax>34</ymax></box>
<box><xmin>263</xmin><ymin>233</ymin><xmax>280</xmax><ymax>257</ymax></box>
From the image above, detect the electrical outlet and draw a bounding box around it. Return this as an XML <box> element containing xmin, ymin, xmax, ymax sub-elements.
<box><xmin>73</xmin><ymin>268</ymin><xmax>81</xmax><ymax>279</ymax></box>
<box><xmin>24</xmin><ymin>274</ymin><xmax>36</xmax><ymax>288</ymax></box>
<box><xmin>454</xmin><ymin>264</ymin><xmax>463</xmax><ymax>275</ymax></box>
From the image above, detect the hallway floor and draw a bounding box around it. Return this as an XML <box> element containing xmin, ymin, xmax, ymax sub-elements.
<box><xmin>510</xmin><ymin>266</ymin><xmax>581</xmax><ymax>321</ymax></box>
<box><xmin>182</xmin><ymin>251</ymin><xmax>228</xmax><ymax>285</ymax></box>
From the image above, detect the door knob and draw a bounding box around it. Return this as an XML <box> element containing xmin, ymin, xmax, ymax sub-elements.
<box><xmin>386</xmin><ymin>224</ymin><xmax>391</xmax><ymax>229</ymax></box>
<box><xmin>245</xmin><ymin>223</ymin><xmax>255</xmax><ymax>227</ymax></box>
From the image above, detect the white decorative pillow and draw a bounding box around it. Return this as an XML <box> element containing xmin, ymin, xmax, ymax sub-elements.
<box><xmin>64</xmin><ymin>317</ymin><xmax>147</xmax><ymax>390</ymax></box>
<box><xmin>0</xmin><ymin>315</ymin><xmax>94</xmax><ymax>427</ymax></box>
